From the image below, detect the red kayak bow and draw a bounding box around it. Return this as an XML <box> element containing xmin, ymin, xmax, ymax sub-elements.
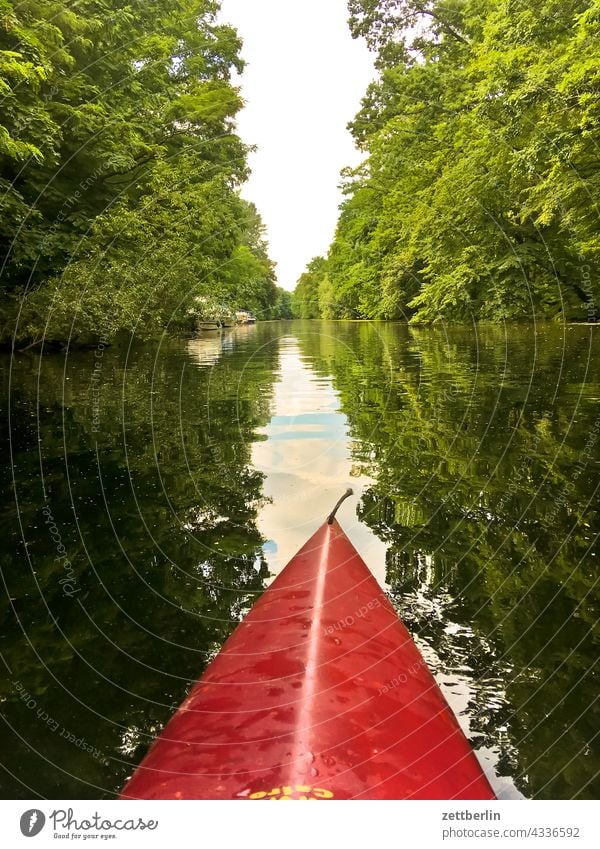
<box><xmin>121</xmin><ymin>495</ymin><xmax>495</xmax><ymax>800</ymax></box>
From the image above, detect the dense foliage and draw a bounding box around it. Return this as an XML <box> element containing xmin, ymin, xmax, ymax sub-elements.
<box><xmin>294</xmin><ymin>0</ymin><xmax>600</xmax><ymax>323</ymax></box>
<box><xmin>0</xmin><ymin>0</ymin><xmax>276</xmax><ymax>346</ymax></box>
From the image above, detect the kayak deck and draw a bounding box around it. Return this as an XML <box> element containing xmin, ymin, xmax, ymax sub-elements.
<box><xmin>121</xmin><ymin>520</ymin><xmax>495</xmax><ymax>800</ymax></box>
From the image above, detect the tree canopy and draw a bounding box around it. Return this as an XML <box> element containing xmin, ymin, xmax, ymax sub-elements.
<box><xmin>0</xmin><ymin>0</ymin><xmax>277</xmax><ymax>345</ymax></box>
<box><xmin>294</xmin><ymin>0</ymin><xmax>600</xmax><ymax>323</ymax></box>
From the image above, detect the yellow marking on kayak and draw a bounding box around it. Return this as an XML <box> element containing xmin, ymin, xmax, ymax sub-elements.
<box><xmin>248</xmin><ymin>785</ymin><xmax>334</xmax><ymax>800</ymax></box>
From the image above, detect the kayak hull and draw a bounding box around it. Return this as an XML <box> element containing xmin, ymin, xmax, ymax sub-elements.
<box><xmin>121</xmin><ymin>520</ymin><xmax>495</xmax><ymax>800</ymax></box>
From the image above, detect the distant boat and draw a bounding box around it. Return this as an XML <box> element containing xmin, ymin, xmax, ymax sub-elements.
<box><xmin>191</xmin><ymin>296</ymin><xmax>236</xmax><ymax>331</ymax></box>
<box><xmin>197</xmin><ymin>315</ymin><xmax>235</xmax><ymax>331</ymax></box>
<box><xmin>197</xmin><ymin>320</ymin><xmax>222</xmax><ymax>331</ymax></box>
<box><xmin>235</xmin><ymin>309</ymin><xmax>256</xmax><ymax>325</ymax></box>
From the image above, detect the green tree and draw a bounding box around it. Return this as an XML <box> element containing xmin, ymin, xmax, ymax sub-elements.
<box><xmin>292</xmin><ymin>256</ymin><xmax>326</xmax><ymax>318</ymax></box>
<box><xmin>0</xmin><ymin>1</ymin><xmax>275</xmax><ymax>345</ymax></box>
<box><xmin>321</xmin><ymin>0</ymin><xmax>600</xmax><ymax>323</ymax></box>
<box><xmin>269</xmin><ymin>287</ymin><xmax>293</xmax><ymax>319</ymax></box>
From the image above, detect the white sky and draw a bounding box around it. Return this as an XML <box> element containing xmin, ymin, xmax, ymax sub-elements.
<box><xmin>219</xmin><ymin>0</ymin><xmax>374</xmax><ymax>290</ymax></box>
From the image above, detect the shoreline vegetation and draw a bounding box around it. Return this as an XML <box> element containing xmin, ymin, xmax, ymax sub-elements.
<box><xmin>292</xmin><ymin>0</ymin><xmax>600</xmax><ymax>326</ymax></box>
<box><xmin>0</xmin><ymin>1</ymin><xmax>293</xmax><ymax>350</ymax></box>
<box><xmin>1</xmin><ymin>2</ymin><xmax>598</xmax><ymax>351</ymax></box>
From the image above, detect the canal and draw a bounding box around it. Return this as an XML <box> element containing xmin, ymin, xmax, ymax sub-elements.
<box><xmin>1</xmin><ymin>321</ymin><xmax>598</xmax><ymax>799</ymax></box>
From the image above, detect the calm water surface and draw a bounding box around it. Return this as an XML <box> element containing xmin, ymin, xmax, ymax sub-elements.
<box><xmin>1</xmin><ymin>321</ymin><xmax>598</xmax><ymax>799</ymax></box>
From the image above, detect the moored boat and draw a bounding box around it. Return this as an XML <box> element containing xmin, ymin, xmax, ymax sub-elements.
<box><xmin>121</xmin><ymin>492</ymin><xmax>496</xmax><ymax>800</ymax></box>
<box><xmin>235</xmin><ymin>309</ymin><xmax>256</xmax><ymax>324</ymax></box>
